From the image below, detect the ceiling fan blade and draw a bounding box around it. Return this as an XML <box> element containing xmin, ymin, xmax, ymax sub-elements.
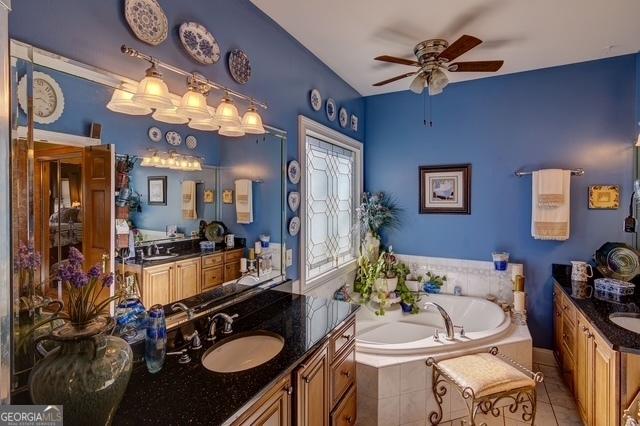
<box><xmin>374</xmin><ymin>55</ymin><xmax>420</xmax><ymax>67</ymax></box>
<box><xmin>448</xmin><ymin>60</ymin><xmax>504</xmax><ymax>72</ymax></box>
<box><xmin>437</xmin><ymin>35</ymin><xmax>482</xmax><ymax>62</ymax></box>
<box><xmin>373</xmin><ymin>72</ymin><xmax>417</xmax><ymax>87</ymax></box>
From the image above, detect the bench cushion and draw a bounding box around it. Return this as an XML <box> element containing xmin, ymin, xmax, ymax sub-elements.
<box><xmin>437</xmin><ymin>353</ymin><xmax>535</xmax><ymax>398</ymax></box>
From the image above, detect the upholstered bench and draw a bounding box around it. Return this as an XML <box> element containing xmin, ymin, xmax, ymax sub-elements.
<box><xmin>426</xmin><ymin>347</ymin><xmax>544</xmax><ymax>425</ymax></box>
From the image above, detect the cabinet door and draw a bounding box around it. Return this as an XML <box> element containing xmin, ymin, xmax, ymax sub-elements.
<box><xmin>173</xmin><ymin>258</ymin><xmax>201</xmax><ymax>302</ymax></box>
<box><xmin>330</xmin><ymin>384</ymin><xmax>356</xmax><ymax>426</ymax></box>
<box><xmin>142</xmin><ymin>264</ymin><xmax>173</xmax><ymax>307</ymax></box>
<box><xmin>553</xmin><ymin>288</ymin><xmax>563</xmax><ymax>364</ymax></box>
<box><xmin>575</xmin><ymin>312</ymin><xmax>592</xmax><ymax>424</ymax></box>
<box><xmin>233</xmin><ymin>376</ymin><xmax>292</xmax><ymax>426</ymax></box>
<box><xmin>296</xmin><ymin>344</ymin><xmax>329</xmax><ymax>426</ymax></box>
<box><xmin>592</xmin><ymin>333</ymin><xmax>619</xmax><ymax>426</ymax></box>
<box><xmin>224</xmin><ymin>260</ymin><xmax>242</xmax><ymax>282</ymax></box>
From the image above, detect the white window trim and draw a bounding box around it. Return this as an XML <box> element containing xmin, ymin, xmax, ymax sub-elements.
<box><xmin>297</xmin><ymin>115</ymin><xmax>363</xmax><ymax>294</ymax></box>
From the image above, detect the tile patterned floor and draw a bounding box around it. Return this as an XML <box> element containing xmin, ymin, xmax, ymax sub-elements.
<box><xmin>438</xmin><ymin>352</ymin><xmax>584</xmax><ymax>426</ymax></box>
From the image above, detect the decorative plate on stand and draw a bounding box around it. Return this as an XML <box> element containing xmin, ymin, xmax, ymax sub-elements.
<box><xmin>288</xmin><ymin>192</ymin><xmax>300</xmax><ymax>212</ymax></box>
<box><xmin>165</xmin><ymin>131</ymin><xmax>182</xmax><ymax>146</ymax></box>
<box><xmin>179</xmin><ymin>22</ymin><xmax>220</xmax><ymax>64</ymax></box>
<box><xmin>310</xmin><ymin>89</ymin><xmax>322</xmax><ymax>111</ymax></box>
<box><xmin>228</xmin><ymin>49</ymin><xmax>252</xmax><ymax>84</ymax></box>
<box><xmin>124</xmin><ymin>0</ymin><xmax>168</xmax><ymax>46</ymax></box>
<box><xmin>326</xmin><ymin>98</ymin><xmax>336</xmax><ymax>121</ymax></box>
<box><xmin>289</xmin><ymin>216</ymin><xmax>301</xmax><ymax>236</ymax></box>
<box><xmin>186</xmin><ymin>135</ymin><xmax>198</xmax><ymax>149</ymax></box>
<box><xmin>339</xmin><ymin>107</ymin><xmax>348</xmax><ymax>128</ymax></box>
<box><xmin>148</xmin><ymin>126</ymin><xmax>162</xmax><ymax>142</ymax></box>
<box><xmin>287</xmin><ymin>160</ymin><xmax>301</xmax><ymax>184</ymax></box>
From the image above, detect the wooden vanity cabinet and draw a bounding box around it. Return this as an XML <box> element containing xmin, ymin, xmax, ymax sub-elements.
<box><xmin>295</xmin><ymin>343</ymin><xmax>330</xmax><ymax>426</ymax></box>
<box><xmin>173</xmin><ymin>258</ymin><xmax>201</xmax><ymax>300</ymax></box>
<box><xmin>232</xmin><ymin>376</ymin><xmax>292</xmax><ymax>426</ymax></box>
<box><xmin>201</xmin><ymin>253</ymin><xmax>224</xmax><ymax>291</ymax></box>
<box><xmin>141</xmin><ymin>263</ymin><xmax>173</xmax><ymax>308</ymax></box>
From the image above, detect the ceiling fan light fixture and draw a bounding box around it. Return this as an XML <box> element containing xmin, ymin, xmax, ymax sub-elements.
<box><xmin>409</xmin><ymin>74</ymin><xmax>426</xmax><ymax>94</ymax></box>
<box><xmin>428</xmin><ymin>69</ymin><xmax>449</xmax><ymax>96</ymax></box>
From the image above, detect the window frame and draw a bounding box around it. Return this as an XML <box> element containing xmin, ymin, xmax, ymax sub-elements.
<box><xmin>298</xmin><ymin>115</ymin><xmax>363</xmax><ymax>293</ymax></box>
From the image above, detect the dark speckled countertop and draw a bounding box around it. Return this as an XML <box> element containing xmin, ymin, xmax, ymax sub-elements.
<box><xmin>552</xmin><ymin>264</ymin><xmax>640</xmax><ymax>354</ymax></box>
<box><xmin>113</xmin><ymin>289</ymin><xmax>359</xmax><ymax>425</ymax></box>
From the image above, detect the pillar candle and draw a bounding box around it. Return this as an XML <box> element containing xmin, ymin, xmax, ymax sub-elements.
<box><xmin>240</xmin><ymin>258</ymin><xmax>248</xmax><ymax>273</ymax></box>
<box><xmin>511</xmin><ymin>264</ymin><xmax>524</xmax><ymax>281</ymax></box>
<box><xmin>514</xmin><ymin>291</ymin><xmax>526</xmax><ymax>313</ymax></box>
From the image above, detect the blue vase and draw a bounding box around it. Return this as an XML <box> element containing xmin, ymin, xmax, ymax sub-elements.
<box><xmin>424</xmin><ymin>283</ymin><xmax>441</xmax><ymax>294</ymax></box>
<box><xmin>400</xmin><ymin>302</ymin><xmax>413</xmax><ymax>313</ymax></box>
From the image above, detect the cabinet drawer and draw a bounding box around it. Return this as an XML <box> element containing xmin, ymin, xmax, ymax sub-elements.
<box><xmin>224</xmin><ymin>249</ymin><xmax>243</xmax><ymax>263</ymax></box>
<box><xmin>330</xmin><ymin>317</ymin><xmax>355</xmax><ymax>362</ymax></box>
<box><xmin>562</xmin><ymin>315</ymin><xmax>576</xmax><ymax>358</ymax></box>
<box><xmin>202</xmin><ymin>253</ymin><xmax>223</xmax><ymax>268</ymax></box>
<box><xmin>202</xmin><ymin>266</ymin><xmax>224</xmax><ymax>291</ymax></box>
<box><xmin>224</xmin><ymin>260</ymin><xmax>242</xmax><ymax>282</ymax></box>
<box><xmin>331</xmin><ymin>344</ymin><xmax>355</xmax><ymax>405</ymax></box>
<box><xmin>560</xmin><ymin>293</ymin><xmax>576</xmax><ymax>325</ymax></box>
<box><xmin>330</xmin><ymin>384</ymin><xmax>356</xmax><ymax>426</ymax></box>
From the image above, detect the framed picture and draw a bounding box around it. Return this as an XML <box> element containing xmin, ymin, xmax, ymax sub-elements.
<box><xmin>419</xmin><ymin>164</ymin><xmax>471</xmax><ymax>214</ymax></box>
<box><xmin>147</xmin><ymin>176</ymin><xmax>167</xmax><ymax>206</ymax></box>
<box><xmin>204</xmin><ymin>189</ymin><xmax>215</xmax><ymax>203</ymax></box>
<box><xmin>222</xmin><ymin>189</ymin><xmax>234</xmax><ymax>204</ymax></box>
<box><xmin>588</xmin><ymin>185</ymin><xmax>620</xmax><ymax>209</ymax></box>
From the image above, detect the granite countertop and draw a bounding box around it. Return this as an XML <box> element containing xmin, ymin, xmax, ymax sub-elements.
<box><xmin>552</xmin><ymin>264</ymin><xmax>640</xmax><ymax>354</ymax></box>
<box><xmin>123</xmin><ymin>246</ymin><xmax>244</xmax><ymax>267</ymax></box>
<box><xmin>114</xmin><ymin>289</ymin><xmax>359</xmax><ymax>425</ymax></box>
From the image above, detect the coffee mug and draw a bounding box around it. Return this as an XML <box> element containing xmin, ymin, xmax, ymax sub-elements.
<box><xmin>571</xmin><ymin>261</ymin><xmax>593</xmax><ymax>282</ymax></box>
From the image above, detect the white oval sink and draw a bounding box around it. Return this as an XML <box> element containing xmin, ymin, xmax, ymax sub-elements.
<box><xmin>609</xmin><ymin>313</ymin><xmax>640</xmax><ymax>334</ymax></box>
<box><xmin>202</xmin><ymin>331</ymin><xmax>284</xmax><ymax>373</ymax></box>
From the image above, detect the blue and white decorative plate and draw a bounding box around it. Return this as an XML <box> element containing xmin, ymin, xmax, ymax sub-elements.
<box><xmin>179</xmin><ymin>22</ymin><xmax>220</xmax><ymax>64</ymax></box>
<box><xmin>326</xmin><ymin>98</ymin><xmax>336</xmax><ymax>122</ymax></box>
<box><xmin>287</xmin><ymin>160</ymin><xmax>301</xmax><ymax>185</ymax></box>
<box><xmin>148</xmin><ymin>126</ymin><xmax>162</xmax><ymax>142</ymax></box>
<box><xmin>289</xmin><ymin>216</ymin><xmax>301</xmax><ymax>236</ymax></box>
<box><xmin>288</xmin><ymin>192</ymin><xmax>300</xmax><ymax>212</ymax></box>
<box><xmin>339</xmin><ymin>107</ymin><xmax>348</xmax><ymax>128</ymax></box>
<box><xmin>310</xmin><ymin>89</ymin><xmax>322</xmax><ymax>111</ymax></box>
<box><xmin>186</xmin><ymin>135</ymin><xmax>198</xmax><ymax>150</ymax></box>
<box><xmin>350</xmin><ymin>114</ymin><xmax>358</xmax><ymax>132</ymax></box>
<box><xmin>124</xmin><ymin>0</ymin><xmax>168</xmax><ymax>46</ymax></box>
<box><xmin>165</xmin><ymin>131</ymin><xmax>182</xmax><ymax>146</ymax></box>
<box><xmin>228</xmin><ymin>49</ymin><xmax>251</xmax><ymax>84</ymax></box>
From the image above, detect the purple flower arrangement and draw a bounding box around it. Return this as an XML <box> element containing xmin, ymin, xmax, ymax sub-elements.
<box><xmin>16</xmin><ymin>242</ymin><xmax>45</xmax><ymax>312</ymax></box>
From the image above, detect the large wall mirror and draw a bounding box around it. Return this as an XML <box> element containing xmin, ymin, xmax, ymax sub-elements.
<box><xmin>9</xmin><ymin>40</ymin><xmax>287</xmax><ymax>394</ymax></box>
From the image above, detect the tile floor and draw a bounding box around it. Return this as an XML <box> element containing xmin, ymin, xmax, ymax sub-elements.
<box><xmin>432</xmin><ymin>351</ymin><xmax>584</xmax><ymax>425</ymax></box>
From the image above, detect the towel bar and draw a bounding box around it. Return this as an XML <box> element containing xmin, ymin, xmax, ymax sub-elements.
<box><xmin>514</xmin><ymin>168</ymin><xmax>584</xmax><ymax>177</ymax></box>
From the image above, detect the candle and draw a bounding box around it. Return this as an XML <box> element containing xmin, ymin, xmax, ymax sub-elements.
<box><xmin>514</xmin><ymin>292</ymin><xmax>526</xmax><ymax>313</ymax></box>
<box><xmin>255</xmin><ymin>241</ymin><xmax>262</xmax><ymax>255</ymax></box>
<box><xmin>511</xmin><ymin>264</ymin><xmax>524</xmax><ymax>280</ymax></box>
<box><xmin>240</xmin><ymin>258</ymin><xmax>248</xmax><ymax>273</ymax></box>
<box><xmin>249</xmin><ymin>248</ymin><xmax>255</xmax><ymax>260</ymax></box>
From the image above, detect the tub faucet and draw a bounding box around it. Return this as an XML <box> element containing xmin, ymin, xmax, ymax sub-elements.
<box><xmin>423</xmin><ymin>301</ymin><xmax>455</xmax><ymax>340</ymax></box>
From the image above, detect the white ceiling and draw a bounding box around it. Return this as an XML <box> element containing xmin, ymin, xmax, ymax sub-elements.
<box><xmin>251</xmin><ymin>0</ymin><xmax>640</xmax><ymax>96</ymax></box>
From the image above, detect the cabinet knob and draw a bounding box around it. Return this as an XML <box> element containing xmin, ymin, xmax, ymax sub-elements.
<box><xmin>303</xmin><ymin>376</ymin><xmax>311</xmax><ymax>384</ymax></box>
<box><xmin>555</xmin><ymin>311</ymin><xmax>561</xmax><ymax>317</ymax></box>
<box><xmin>562</xmin><ymin>304</ymin><xmax>568</xmax><ymax>311</ymax></box>
<box><xmin>344</xmin><ymin>415</ymin><xmax>354</xmax><ymax>424</ymax></box>
<box><xmin>286</xmin><ymin>386</ymin><xmax>293</xmax><ymax>395</ymax></box>
<box><xmin>340</xmin><ymin>370</ymin><xmax>352</xmax><ymax>378</ymax></box>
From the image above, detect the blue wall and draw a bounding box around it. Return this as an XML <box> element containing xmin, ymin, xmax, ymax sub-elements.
<box><xmin>10</xmin><ymin>0</ymin><xmax>365</xmax><ymax>280</ymax></box>
<box><xmin>365</xmin><ymin>55</ymin><xmax>637</xmax><ymax>348</ymax></box>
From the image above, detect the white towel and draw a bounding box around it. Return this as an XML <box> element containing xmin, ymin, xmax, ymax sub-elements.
<box><xmin>536</xmin><ymin>169</ymin><xmax>565</xmax><ymax>207</ymax></box>
<box><xmin>235</xmin><ymin>179</ymin><xmax>253</xmax><ymax>224</ymax></box>
<box><xmin>531</xmin><ymin>170</ymin><xmax>571</xmax><ymax>240</ymax></box>
<box><xmin>182</xmin><ymin>180</ymin><xmax>197</xmax><ymax>220</ymax></box>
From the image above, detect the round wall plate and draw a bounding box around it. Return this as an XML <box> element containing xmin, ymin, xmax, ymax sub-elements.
<box><xmin>339</xmin><ymin>107</ymin><xmax>348</xmax><ymax>128</ymax></box>
<box><xmin>186</xmin><ymin>135</ymin><xmax>198</xmax><ymax>149</ymax></box>
<box><xmin>310</xmin><ymin>89</ymin><xmax>322</xmax><ymax>111</ymax></box>
<box><xmin>165</xmin><ymin>131</ymin><xmax>182</xmax><ymax>146</ymax></box>
<box><xmin>228</xmin><ymin>49</ymin><xmax>252</xmax><ymax>84</ymax></box>
<box><xmin>124</xmin><ymin>0</ymin><xmax>168</xmax><ymax>46</ymax></box>
<box><xmin>179</xmin><ymin>22</ymin><xmax>220</xmax><ymax>64</ymax></box>
<box><xmin>289</xmin><ymin>216</ymin><xmax>300</xmax><ymax>236</ymax></box>
<box><xmin>148</xmin><ymin>126</ymin><xmax>162</xmax><ymax>142</ymax></box>
<box><xmin>288</xmin><ymin>191</ymin><xmax>300</xmax><ymax>212</ymax></box>
<box><xmin>287</xmin><ymin>160</ymin><xmax>301</xmax><ymax>184</ymax></box>
<box><xmin>326</xmin><ymin>98</ymin><xmax>336</xmax><ymax>121</ymax></box>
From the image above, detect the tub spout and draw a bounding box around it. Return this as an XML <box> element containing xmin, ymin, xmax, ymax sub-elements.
<box><xmin>423</xmin><ymin>301</ymin><xmax>455</xmax><ymax>340</ymax></box>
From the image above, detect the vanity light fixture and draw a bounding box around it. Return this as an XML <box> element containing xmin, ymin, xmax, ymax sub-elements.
<box><xmin>139</xmin><ymin>149</ymin><xmax>204</xmax><ymax>171</ymax></box>
<box><xmin>106</xmin><ymin>86</ymin><xmax>152</xmax><ymax>115</ymax></box>
<box><xmin>176</xmin><ymin>78</ymin><xmax>211</xmax><ymax>120</ymax></box>
<box><xmin>241</xmin><ymin>103</ymin><xmax>266</xmax><ymax>134</ymax></box>
<box><xmin>215</xmin><ymin>95</ymin><xmax>241</xmax><ymax>127</ymax></box>
<box><xmin>219</xmin><ymin>123</ymin><xmax>246</xmax><ymax>137</ymax></box>
<box><xmin>132</xmin><ymin>63</ymin><xmax>173</xmax><ymax>109</ymax></box>
<box><xmin>188</xmin><ymin>106</ymin><xmax>220</xmax><ymax>131</ymax></box>
<box><xmin>153</xmin><ymin>105</ymin><xmax>189</xmax><ymax>124</ymax></box>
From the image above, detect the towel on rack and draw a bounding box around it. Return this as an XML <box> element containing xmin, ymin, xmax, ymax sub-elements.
<box><xmin>531</xmin><ymin>170</ymin><xmax>571</xmax><ymax>240</ymax></box>
<box><xmin>182</xmin><ymin>180</ymin><xmax>197</xmax><ymax>220</ymax></box>
<box><xmin>536</xmin><ymin>169</ymin><xmax>565</xmax><ymax>207</ymax></box>
<box><xmin>235</xmin><ymin>179</ymin><xmax>253</xmax><ymax>224</ymax></box>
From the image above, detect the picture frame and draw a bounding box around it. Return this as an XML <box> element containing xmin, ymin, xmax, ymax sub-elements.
<box><xmin>147</xmin><ymin>176</ymin><xmax>167</xmax><ymax>206</ymax></box>
<box><xmin>204</xmin><ymin>189</ymin><xmax>215</xmax><ymax>203</ymax></box>
<box><xmin>222</xmin><ymin>189</ymin><xmax>234</xmax><ymax>204</ymax></box>
<box><xmin>588</xmin><ymin>185</ymin><xmax>620</xmax><ymax>209</ymax></box>
<box><xmin>419</xmin><ymin>164</ymin><xmax>471</xmax><ymax>214</ymax></box>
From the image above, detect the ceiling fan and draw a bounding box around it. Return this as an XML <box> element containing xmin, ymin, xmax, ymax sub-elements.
<box><xmin>373</xmin><ymin>35</ymin><xmax>504</xmax><ymax>95</ymax></box>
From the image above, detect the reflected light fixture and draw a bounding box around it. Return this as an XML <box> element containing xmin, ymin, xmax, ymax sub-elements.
<box><xmin>176</xmin><ymin>79</ymin><xmax>210</xmax><ymax>120</ymax></box>
<box><xmin>215</xmin><ymin>95</ymin><xmax>241</xmax><ymax>126</ymax></box>
<box><xmin>219</xmin><ymin>123</ymin><xmax>246</xmax><ymax>137</ymax></box>
<box><xmin>241</xmin><ymin>104</ymin><xmax>266</xmax><ymax>134</ymax></box>
<box><xmin>189</xmin><ymin>106</ymin><xmax>220</xmax><ymax>131</ymax></box>
<box><xmin>132</xmin><ymin>63</ymin><xmax>173</xmax><ymax>109</ymax></box>
<box><xmin>152</xmin><ymin>105</ymin><xmax>189</xmax><ymax>124</ymax></box>
<box><xmin>106</xmin><ymin>86</ymin><xmax>152</xmax><ymax>115</ymax></box>
<box><xmin>636</xmin><ymin>133</ymin><xmax>640</xmax><ymax>147</ymax></box>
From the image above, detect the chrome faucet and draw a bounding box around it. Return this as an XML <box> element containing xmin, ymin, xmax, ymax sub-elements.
<box><xmin>424</xmin><ymin>301</ymin><xmax>455</xmax><ymax>340</ymax></box>
<box><xmin>171</xmin><ymin>302</ymin><xmax>195</xmax><ymax>320</ymax></box>
<box><xmin>207</xmin><ymin>313</ymin><xmax>239</xmax><ymax>341</ymax></box>
<box><xmin>146</xmin><ymin>243</ymin><xmax>160</xmax><ymax>257</ymax></box>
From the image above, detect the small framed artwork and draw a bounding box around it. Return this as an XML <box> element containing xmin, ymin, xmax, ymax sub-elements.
<box><xmin>588</xmin><ymin>185</ymin><xmax>620</xmax><ymax>209</ymax></box>
<box><xmin>204</xmin><ymin>189</ymin><xmax>215</xmax><ymax>203</ymax></box>
<box><xmin>222</xmin><ymin>189</ymin><xmax>234</xmax><ymax>204</ymax></box>
<box><xmin>147</xmin><ymin>176</ymin><xmax>167</xmax><ymax>206</ymax></box>
<box><xmin>419</xmin><ymin>164</ymin><xmax>471</xmax><ymax>214</ymax></box>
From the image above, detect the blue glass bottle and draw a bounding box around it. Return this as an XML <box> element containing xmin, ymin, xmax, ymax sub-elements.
<box><xmin>145</xmin><ymin>304</ymin><xmax>167</xmax><ymax>374</ymax></box>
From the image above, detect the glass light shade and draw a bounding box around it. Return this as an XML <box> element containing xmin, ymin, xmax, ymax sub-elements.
<box><xmin>132</xmin><ymin>75</ymin><xmax>173</xmax><ymax>109</ymax></box>
<box><xmin>241</xmin><ymin>108</ymin><xmax>266</xmax><ymax>134</ymax></box>
<box><xmin>219</xmin><ymin>123</ymin><xmax>246</xmax><ymax>137</ymax></box>
<box><xmin>140</xmin><ymin>157</ymin><xmax>152</xmax><ymax>166</ymax></box>
<box><xmin>152</xmin><ymin>107</ymin><xmax>189</xmax><ymax>124</ymax></box>
<box><xmin>192</xmin><ymin>160</ymin><xmax>202</xmax><ymax>171</ymax></box>
<box><xmin>409</xmin><ymin>74</ymin><xmax>426</xmax><ymax>95</ymax></box>
<box><xmin>215</xmin><ymin>98</ymin><xmax>241</xmax><ymax>126</ymax></box>
<box><xmin>106</xmin><ymin>88</ymin><xmax>152</xmax><ymax>115</ymax></box>
<box><xmin>188</xmin><ymin>115</ymin><xmax>220</xmax><ymax>131</ymax></box>
<box><xmin>428</xmin><ymin>69</ymin><xmax>449</xmax><ymax>96</ymax></box>
<box><xmin>176</xmin><ymin>89</ymin><xmax>210</xmax><ymax>120</ymax></box>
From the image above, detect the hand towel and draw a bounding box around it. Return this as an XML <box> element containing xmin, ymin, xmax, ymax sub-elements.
<box><xmin>182</xmin><ymin>180</ymin><xmax>197</xmax><ymax>220</ymax></box>
<box><xmin>531</xmin><ymin>170</ymin><xmax>571</xmax><ymax>240</ymax></box>
<box><xmin>235</xmin><ymin>179</ymin><xmax>253</xmax><ymax>224</ymax></box>
<box><xmin>536</xmin><ymin>169</ymin><xmax>565</xmax><ymax>207</ymax></box>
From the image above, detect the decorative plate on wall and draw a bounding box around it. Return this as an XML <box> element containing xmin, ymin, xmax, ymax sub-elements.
<box><xmin>165</xmin><ymin>131</ymin><xmax>182</xmax><ymax>146</ymax></box>
<box><xmin>287</xmin><ymin>160</ymin><xmax>301</xmax><ymax>184</ymax></box>
<box><xmin>124</xmin><ymin>0</ymin><xmax>168</xmax><ymax>46</ymax></box>
<box><xmin>325</xmin><ymin>98</ymin><xmax>336</xmax><ymax>121</ymax></box>
<box><xmin>179</xmin><ymin>22</ymin><xmax>221</xmax><ymax>64</ymax></box>
<box><xmin>228</xmin><ymin>49</ymin><xmax>252</xmax><ymax>84</ymax></box>
<box><xmin>148</xmin><ymin>126</ymin><xmax>162</xmax><ymax>142</ymax></box>
<box><xmin>289</xmin><ymin>216</ymin><xmax>301</xmax><ymax>236</ymax></box>
<box><xmin>186</xmin><ymin>135</ymin><xmax>198</xmax><ymax>149</ymax></box>
<box><xmin>310</xmin><ymin>89</ymin><xmax>322</xmax><ymax>111</ymax></box>
<box><xmin>350</xmin><ymin>114</ymin><xmax>358</xmax><ymax>132</ymax></box>
<box><xmin>288</xmin><ymin>191</ymin><xmax>300</xmax><ymax>212</ymax></box>
<box><xmin>339</xmin><ymin>107</ymin><xmax>348</xmax><ymax>128</ymax></box>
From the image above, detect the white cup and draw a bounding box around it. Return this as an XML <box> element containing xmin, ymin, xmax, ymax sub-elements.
<box><xmin>571</xmin><ymin>261</ymin><xmax>593</xmax><ymax>282</ymax></box>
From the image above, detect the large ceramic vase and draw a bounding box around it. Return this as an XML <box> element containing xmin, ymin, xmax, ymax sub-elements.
<box><xmin>29</xmin><ymin>317</ymin><xmax>133</xmax><ymax>426</ymax></box>
<box><xmin>363</xmin><ymin>231</ymin><xmax>380</xmax><ymax>262</ymax></box>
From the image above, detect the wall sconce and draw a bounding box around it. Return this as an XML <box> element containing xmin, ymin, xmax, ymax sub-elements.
<box><xmin>106</xmin><ymin>86</ymin><xmax>152</xmax><ymax>115</ymax></box>
<box><xmin>132</xmin><ymin>63</ymin><xmax>173</xmax><ymax>109</ymax></box>
<box><xmin>241</xmin><ymin>104</ymin><xmax>266</xmax><ymax>134</ymax></box>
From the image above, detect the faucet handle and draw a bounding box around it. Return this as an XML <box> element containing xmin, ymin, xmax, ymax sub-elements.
<box><xmin>433</xmin><ymin>329</ymin><xmax>440</xmax><ymax>342</ymax></box>
<box><xmin>167</xmin><ymin>349</ymin><xmax>191</xmax><ymax>364</ymax></box>
<box><xmin>454</xmin><ymin>325</ymin><xmax>466</xmax><ymax>338</ymax></box>
<box><xmin>222</xmin><ymin>314</ymin><xmax>239</xmax><ymax>334</ymax></box>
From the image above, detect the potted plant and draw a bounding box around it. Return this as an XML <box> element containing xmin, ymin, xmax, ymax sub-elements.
<box><xmin>424</xmin><ymin>271</ymin><xmax>447</xmax><ymax>294</ymax></box>
<box><xmin>354</xmin><ymin>252</ymin><xmax>392</xmax><ymax>315</ymax></box>
<box><xmin>25</xmin><ymin>247</ymin><xmax>133</xmax><ymax>425</ymax></box>
<box><xmin>404</xmin><ymin>273</ymin><xmax>423</xmax><ymax>293</ymax></box>
<box><xmin>357</xmin><ymin>192</ymin><xmax>401</xmax><ymax>262</ymax></box>
<box><xmin>374</xmin><ymin>249</ymin><xmax>399</xmax><ymax>293</ymax></box>
<box><xmin>394</xmin><ymin>263</ymin><xmax>422</xmax><ymax>314</ymax></box>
